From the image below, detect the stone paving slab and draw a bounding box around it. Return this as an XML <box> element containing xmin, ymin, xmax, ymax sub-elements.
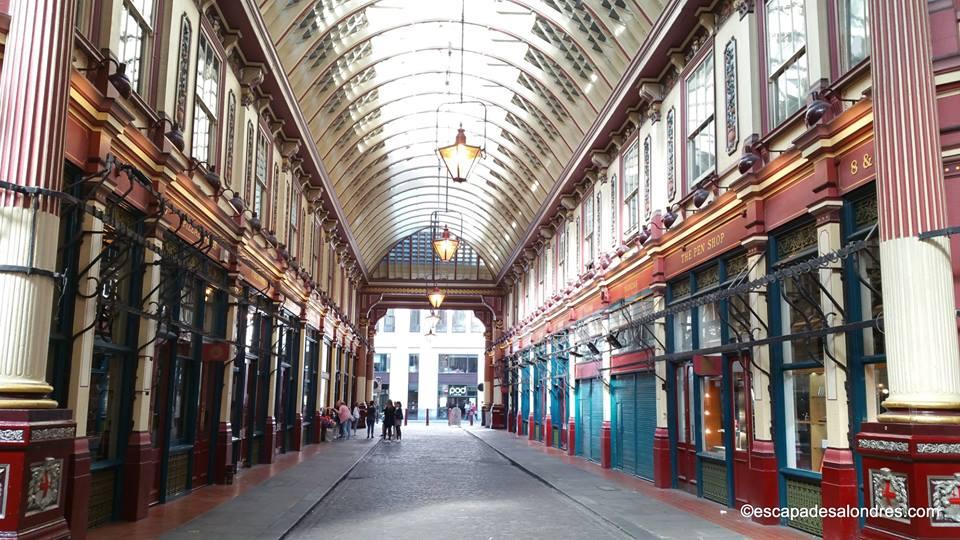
<box><xmin>466</xmin><ymin>427</ymin><xmax>757</xmax><ymax>540</ymax></box>
<box><xmin>160</xmin><ymin>438</ymin><xmax>378</xmax><ymax>540</ymax></box>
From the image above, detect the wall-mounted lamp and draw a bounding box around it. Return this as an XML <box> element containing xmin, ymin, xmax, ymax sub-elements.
<box><xmin>804</xmin><ymin>89</ymin><xmax>861</xmax><ymax>127</ymax></box>
<box><xmin>79</xmin><ymin>57</ymin><xmax>132</xmax><ymax>98</ymax></box>
<box><xmin>585</xmin><ymin>342</ymin><xmax>600</xmax><ymax>356</ymax></box>
<box><xmin>737</xmin><ymin>134</ymin><xmax>787</xmax><ymax>175</ymax></box>
<box><xmin>187</xmin><ymin>158</ymin><xmax>221</xmax><ymax>191</ymax></box>
<box><xmin>138</xmin><ymin>118</ymin><xmax>184</xmax><ymax>152</ymax></box>
<box><xmin>606</xmin><ymin>333</ymin><xmax>623</xmax><ymax>349</ymax></box>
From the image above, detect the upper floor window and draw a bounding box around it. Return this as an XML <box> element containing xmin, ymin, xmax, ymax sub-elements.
<box><xmin>436</xmin><ymin>310</ymin><xmax>448</xmax><ymax>333</ymax></box>
<box><xmin>373</xmin><ymin>353</ymin><xmax>390</xmax><ymax>372</ymax></box>
<box><xmin>118</xmin><ymin>0</ymin><xmax>155</xmax><ymax>94</ymax></box>
<box><xmin>288</xmin><ymin>187</ymin><xmax>300</xmax><ymax>257</ymax></box>
<box><xmin>582</xmin><ymin>194</ymin><xmax>594</xmax><ymax>264</ymax></box>
<box><xmin>622</xmin><ymin>142</ymin><xmax>639</xmax><ymax>234</ymax></box>
<box><xmin>595</xmin><ymin>191</ymin><xmax>603</xmax><ymax>252</ymax></box>
<box><xmin>841</xmin><ymin>0</ymin><xmax>869</xmax><ymax>68</ymax></box>
<box><xmin>409</xmin><ymin>310</ymin><xmax>421</xmax><ymax>333</ymax></box>
<box><xmin>191</xmin><ymin>35</ymin><xmax>220</xmax><ymax>165</ymax></box>
<box><xmin>452</xmin><ymin>311</ymin><xmax>467</xmax><ymax>333</ymax></box>
<box><xmin>686</xmin><ymin>53</ymin><xmax>715</xmax><ymax>185</ymax></box>
<box><xmin>470</xmin><ymin>313</ymin><xmax>484</xmax><ymax>333</ymax></box>
<box><xmin>557</xmin><ymin>223</ymin><xmax>566</xmax><ymax>283</ymax></box>
<box><xmin>766</xmin><ymin>0</ymin><xmax>808</xmax><ymax>126</ymax></box>
<box><xmin>409</xmin><ymin>354</ymin><xmax>419</xmax><ymax>373</ymax></box>
<box><xmin>253</xmin><ymin>131</ymin><xmax>268</xmax><ymax>218</ymax></box>
<box><xmin>382</xmin><ymin>309</ymin><xmax>395</xmax><ymax>333</ymax></box>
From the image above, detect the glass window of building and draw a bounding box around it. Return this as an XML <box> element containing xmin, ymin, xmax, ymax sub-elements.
<box><xmin>841</xmin><ymin>0</ymin><xmax>870</xmax><ymax>68</ymax></box>
<box><xmin>623</xmin><ymin>139</ymin><xmax>640</xmax><ymax>234</ymax></box>
<box><xmin>686</xmin><ymin>52</ymin><xmax>715</xmax><ymax>185</ymax></box>
<box><xmin>582</xmin><ymin>194</ymin><xmax>594</xmax><ymax>263</ymax></box>
<box><xmin>700</xmin><ymin>374</ymin><xmax>723</xmax><ymax>458</ymax></box>
<box><xmin>452</xmin><ymin>310</ymin><xmax>467</xmax><ymax>333</ymax></box>
<box><xmin>382</xmin><ymin>309</ymin><xmax>395</xmax><ymax>332</ymax></box>
<box><xmin>732</xmin><ymin>361</ymin><xmax>749</xmax><ymax>451</ymax></box>
<box><xmin>436</xmin><ymin>310</ymin><xmax>448</xmax><ymax>332</ymax></box>
<box><xmin>438</xmin><ymin>354</ymin><xmax>478</xmax><ymax>373</ymax></box>
<box><xmin>409</xmin><ymin>354</ymin><xmax>419</xmax><ymax>373</ymax></box>
<box><xmin>253</xmin><ymin>131</ymin><xmax>268</xmax><ymax>218</ymax></box>
<box><xmin>117</xmin><ymin>0</ymin><xmax>154</xmax><ymax>94</ymax></box>
<box><xmin>557</xmin><ymin>225</ymin><xmax>566</xmax><ymax>284</ymax></box>
<box><xmin>409</xmin><ymin>310</ymin><xmax>420</xmax><ymax>333</ymax></box>
<box><xmin>374</xmin><ymin>353</ymin><xmax>390</xmax><ymax>372</ymax></box>
<box><xmin>191</xmin><ymin>35</ymin><xmax>220</xmax><ymax>165</ymax></box>
<box><xmin>765</xmin><ymin>0</ymin><xmax>808</xmax><ymax>125</ymax></box>
<box><xmin>470</xmin><ymin>313</ymin><xmax>484</xmax><ymax>333</ymax></box>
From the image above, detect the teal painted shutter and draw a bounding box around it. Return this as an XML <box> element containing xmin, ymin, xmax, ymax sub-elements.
<box><xmin>636</xmin><ymin>373</ymin><xmax>657</xmax><ymax>481</ymax></box>
<box><xmin>577</xmin><ymin>381</ymin><xmax>588</xmax><ymax>456</ymax></box>
<box><xmin>589</xmin><ymin>379</ymin><xmax>603</xmax><ymax>462</ymax></box>
<box><xmin>619</xmin><ymin>375</ymin><xmax>639</xmax><ymax>475</ymax></box>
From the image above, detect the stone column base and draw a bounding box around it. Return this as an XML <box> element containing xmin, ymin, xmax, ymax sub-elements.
<box><xmin>601</xmin><ymin>421</ymin><xmax>612</xmax><ymax>469</ymax></box>
<box><xmin>544</xmin><ymin>414</ymin><xmax>552</xmax><ymax>447</ymax></box>
<box><xmin>213</xmin><ymin>422</ymin><xmax>233</xmax><ymax>485</ymax></box>
<box><xmin>261</xmin><ymin>417</ymin><xmax>276</xmax><ymax>464</ymax></box>
<box><xmin>313</xmin><ymin>412</ymin><xmax>323</xmax><ymax>444</ymax></box>
<box><xmin>65</xmin><ymin>438</ymin><xmax>90</xmax><ymax>539</ymax></box>
<box><xmin>653</xmin><ymin>427</ymin><xmax>671</xmax><ymax>488</ymax></box>
<box><xmin>857</xmin><ymin>423</ymin><xmax>960</xmax><ymax>540</ymax></box>
<box><xmin>528</xmin><ymin>415</ymin><xmax>534</xmax><ymax>441</ymax></box>
<box><xmin>0</xmin><ymin>409</ymin><xmax>76</xmax><ymax>539</ymax></box>
<box><xmin>747</xmin><ymin>440</ymin><xmax>779</xmax><ymax>525</ymax></box>
<box><xmin>821</xmin><ymin>448</ymin><xmax>858</xmax><ymax>540</ymax></box>
<box><xmin>121</xmin><ymin>432</ymin><xmax>154</xmax><ymax>522</ymax></box>
<box><xmin>292</xmin><ymin>414</ymin><xmax>303</xmax><ymax>452</ymax></box>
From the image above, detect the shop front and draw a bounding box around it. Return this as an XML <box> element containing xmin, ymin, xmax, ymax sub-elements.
<box><xmin>231</xmin><ymin>287</ymin><xmax>274</xmax><ymax>468</ymax></box>
<box><xmin>549</xmin><ymin>333</ymin><xmax>569</xmax><ymax>449</ymax></box>
<box><xmin>575</xmin><ymin>358</ymin><xmax>603</xmax><ymax>464</ymax></box>
<box><xmin>275</xmin><ymin>310</ymin><xmax>301</xmax><ymax>454</ymax></box>
<box><xmin>533</xmin><ymin>344</ymin><xmax>546</xmax><ymax>442</ymax></box>
<box><xmin>302</xmin><ymin>327</ymin><xmax>320</xmax><ymax>444</ymax></box>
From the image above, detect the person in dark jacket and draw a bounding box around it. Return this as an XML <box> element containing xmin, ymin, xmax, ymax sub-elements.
<box><xmin>382</xmin><ymin>401</ymin><xmax>395</xmax><ymax>440</ymax></box>
<box><xmin>394</xmin><ymin>402</ymin><xmax>403</xmax><ymax>441</ymax></box>
<box><xmin>366</xmin><ymin>400</ymin><xmax>377</xmax><ymax>439</ymax></box>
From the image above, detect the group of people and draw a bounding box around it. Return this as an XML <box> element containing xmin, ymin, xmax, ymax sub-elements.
<box><xmin>333</xmin><ymin>400</ymin><xmax>406</xmax><ymax>441</ymax></box>
<box><xmin>369</xmin><ymin>400</ymin><xmax>404</xmax><ymax>441</ymax></box>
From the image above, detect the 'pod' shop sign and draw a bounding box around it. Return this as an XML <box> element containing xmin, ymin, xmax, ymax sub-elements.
<box><xmin>448</xmin><ymin>385</ymin><xmax>468</xmax><ymax>397</ymax></box>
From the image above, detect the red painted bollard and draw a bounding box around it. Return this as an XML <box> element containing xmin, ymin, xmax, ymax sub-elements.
<box><xmin>544</xmin><ymin>414</ymin><xmax>552</xmax><ymax>447</ymax></box>
<box><xmin>470</xmin><ymin>414</ymin><xmax>474</xmax><ymax>426</ymax></box>
<box><xmin>517</xmin><ymin>411</ymin><xmax>523</xmax><ymax>437</ymax></box>
<box><xmin>425</xmin><ymin>408</ymin><xmax>429</xmax><ymax>426</ymax></box>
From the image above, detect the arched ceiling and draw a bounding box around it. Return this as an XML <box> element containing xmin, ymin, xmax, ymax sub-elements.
<box><xmin>258</xmin><ymin>0</ymin><xmax>665</xmax><ymax>277</ymax></box>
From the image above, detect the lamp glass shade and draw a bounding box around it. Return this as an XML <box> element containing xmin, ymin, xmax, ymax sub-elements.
<box><xmin>427</xmin><ymin>287</ymin><xmax>446</xmax><ymax>309</ymax></box>
<box><xmin>437</xmin><ymin>127</ymin><xmax>481</xmax><ymax>183</ymax></box>
<box><xmin>432</xmin><ymin>225</ymin><xmax>460</xmax><ymax>261</ymax></box>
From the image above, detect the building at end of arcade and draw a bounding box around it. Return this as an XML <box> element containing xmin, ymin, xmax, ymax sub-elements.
<box><xmin>486</xmin><ymin>2</ymin><xmax>960</xmax><ymax>539</ymax></box>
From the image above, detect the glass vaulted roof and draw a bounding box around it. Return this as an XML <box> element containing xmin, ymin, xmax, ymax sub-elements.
<box><xmin>259</xmin><ymin>0</ymin><xmax>665</xmax><ymax>278</ymax></box>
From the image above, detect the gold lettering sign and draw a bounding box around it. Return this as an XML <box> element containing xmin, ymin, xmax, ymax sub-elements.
<box><xmin>680</xmin><ymin>231</ymin><xmax>726</xmax><ymax>265</ymax></box>
<box><xmin>849</xmin><ymin>152</ymin><xmax>873</xmax><ymax>176</ymax></box>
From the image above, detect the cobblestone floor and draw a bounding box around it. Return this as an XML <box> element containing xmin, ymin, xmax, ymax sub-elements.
<box><xmin>287</xmin><ymin>425</ymin><xmax>632</xmax><ymax>540</ymax></box>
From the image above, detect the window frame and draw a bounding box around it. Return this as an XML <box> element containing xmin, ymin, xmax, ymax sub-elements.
<box><xmin>117</xmin><ymin>0</ymin><xmax>156</xmax><ymax>95</ymax></box>
<box><xmin>684</xmin><ymin>51</ymin><xmax>717</xmax><ymax>188</ymax></box>
<box><xmin>191</xmin><ymin>31</ymin><xmax>222</xmax><ymax>168</ymax></box>
<box><xmin>838</xmin><ymin>0</ymin><xmax>870</xmax><ymax>72</ymax></box>
<box><xmin>582</xmin><ymin>191</ymin><xmax>594</xmax><ymax>266</ymax></box>
<box><xmin>762</xmin><ymin>0</ymin><xmax>810</xmax><ymax>129</ymax></box>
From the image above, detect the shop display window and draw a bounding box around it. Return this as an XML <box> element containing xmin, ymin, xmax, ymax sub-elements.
<box><xmin>700</xmin><ymin>375</ymin><xmax>724</xmax><ymax>458</ymax></box>
<box><xmin>698</xmin><ymin>302</ymin><xmax>722</xmax><ymax>349</ymax></box>
<box><xmin>783</xmin><ymin>367</ymin><xmax>826</xmax><ymax>471</ymax></box>
<box><xmin>673</xmin><ymin>309</ymin><xmax>693</xmax><ymax>352</ymax></box>
<box><xmin>732</xmin><ymin>362</ymin><xmax>749</xmax><ymax>452</ymax></box>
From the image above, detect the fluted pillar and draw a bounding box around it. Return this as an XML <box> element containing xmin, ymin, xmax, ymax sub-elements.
<box><xmin>869</xmin><ymin>0</ymin><xmax>960</xmax><ymax>421</ymax></box>
<box><xmin>0</xmin><ymin>0</ymin><xmax>76</xmax><ymax>407</ymax></box>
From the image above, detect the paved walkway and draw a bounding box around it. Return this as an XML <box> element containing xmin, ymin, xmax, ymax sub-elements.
<box><xmin>467</xmin><ymin>426</ymin><xmax>809</xmax><ymax>540</ymax></box>
<box><xmin>287</xmin><ymin>425</ymin><xmax>629</xmax><ymax>540</ymax></box>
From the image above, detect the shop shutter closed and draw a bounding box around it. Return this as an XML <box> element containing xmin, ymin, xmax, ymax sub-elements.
<box><xmin>577</xmin><ymin>378</ymin><xmax>603</xmax><ymax>462</ymax></box>
<box><xmin>613</xmin><ymin>373</ymin><xmax>657</xmax><ymax>481</ymax></box>
<box><xmin>534</xmin><ymin>363</ymin><xmax>543</xmax><ymax>440</ymax></box>
<box><xmin>614</xmin><ymin>376</ymin><xmax>638</xmax><ymax>475</ymax></box>
<box><xmin>521</xmin><ymin>369</ymin><xmax>530</xmax><ymax>434</ymax></box>
<box><xmin>589</xmin><ymin>379</ymin><xmax>603</xmax><ymax>461</ymax></box>
<box><xmin>635</xmin><ymin>373</ymin><xmax>657</xmax><ymax>481</ymax></box>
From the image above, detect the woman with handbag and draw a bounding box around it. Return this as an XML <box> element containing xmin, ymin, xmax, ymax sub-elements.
<box><xmin>393</xmin><ymin>402</ymin><xmax>403</xmax><ymax>441</ymax></box>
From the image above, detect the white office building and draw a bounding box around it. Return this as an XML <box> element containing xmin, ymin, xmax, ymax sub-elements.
<box><xmin>373</xmin><ymin>309</ymin><xmax>485</xmax><ymax>419</ymax></box>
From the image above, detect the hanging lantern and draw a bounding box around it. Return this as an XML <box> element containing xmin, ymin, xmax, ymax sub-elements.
<box><xmin>427</xmin><ymin>286</ymin><xmax>446</xmax><ymax>309</ymax></box>
<box><xmin>432</xmin><ymin>225</ymin><xmax>461</xmax><ymax>261</ymax></box>
<box><xmin>437</xmin><ymin>126</ymin><xmax>481</xmax><ymax>183</ymax></box>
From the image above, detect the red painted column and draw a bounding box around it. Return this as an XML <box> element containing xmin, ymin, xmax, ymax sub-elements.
<box><xmin>516</xmin><ymin>411</ymin><xmax>523</xmax><ymax>437</ymax></box>
<box><xmin>65</xmin><ymin>438</ymin><xmax>91</xmax><ymax>539</ymax></box>
<box><xmin>857</xmin><ymin>3</ymin><xmax>960</xmax><ymax>539</ymax></box>
<box><xmin>313</xmin><ymin>411</ymin><xmax>324</xmax><ymax>443</ymax></box>
<box><xmin>213</xmin><ymin>422</ymin><xmax>233</xmax><ymax>483</ymax></box>
<box><xmin>652</xmin><ymin>427</ymin><xmax>671</xmax><ymax>489</ymax></box>
<box><xmin>261</xmin><ymin>416</ymin><xmax>276</xmax><ymax>464</ymax></box>
<box><xmin>820</xmin><ymin>449</ymin><xmax>857</xmax><ymax>540</ymax></box>
<box><xmin>121</xmin><ymin>432</ymin><xmax>155</xmax><ymax>521</ymax></box>
<box><xmin>0</xmin><ymin>1</ymin><xmax>80</xmax><ymax>537</ymax></box>
<box><xmin>600</xmin><ymin>421</ymin><xmax>612</xmax><ymax>469</ymax></box>
<box><xmin>528</xmin><ymin>414</ymin><xmax>534</xmax><ymax>441</ymax></box>
<box><xmin>746</xmin><ymin>440</ymin><xmax>778</xmax><ymax>525</ymax></box>
<box><xmin>567</xmin><ymin>417</ymin><xmax>576</xmax><ymax>456</ymax></box>
<box><xmin>292</xmin><ymin>413</ymin><xmax>303</xmax><ymax>452</ymax></box>
<box><xmin>543</xmin><ymin>414</ymin><xmax>552</xmax><ymax>447</ymax></box>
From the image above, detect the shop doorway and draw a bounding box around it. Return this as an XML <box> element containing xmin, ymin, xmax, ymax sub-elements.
<box><xmin>673</xmin><ymin>360</ymin><xmax>696</xmax><ymax>492</ymax></box>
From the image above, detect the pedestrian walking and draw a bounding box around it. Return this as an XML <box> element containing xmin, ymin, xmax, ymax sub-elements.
<box><xmin>382</xmin><ymin>400</ymin><xmax>395</xmax><ymax>440</ymax></box>
<box><xmin>352</xmin><ymin>402</ymin><xmax>360</xmax><ymax>432</ymax></box>
<box><xmin>334</xmin><ymin>403</ymin><xmax>343</xmax><ymax>439</ymax></box>
<box><xmin>366</xmin><ymin>400</ymin><xmax>377</xmax><ymax>438</ymax></box>
<box><xmin>394</xmin><ymin>402</ymin><xmax>403</xmax><ymax>441</ymax></box>
<box><xmin>338</xmin><ymin>401</ymin><xmax>353</xmax><ymax>439</ymax></box>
